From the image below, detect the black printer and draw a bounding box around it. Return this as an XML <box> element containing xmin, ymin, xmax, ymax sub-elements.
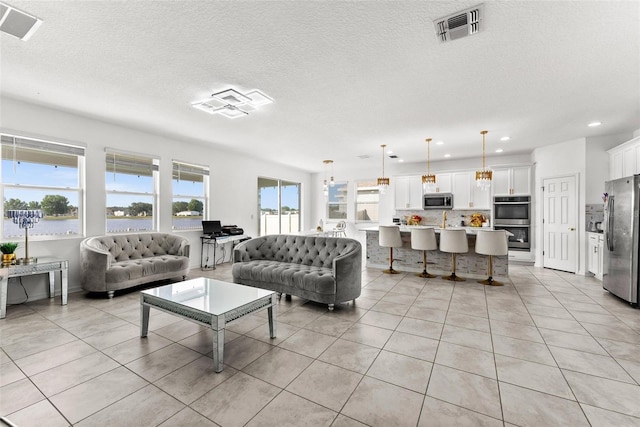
<box><xmin>222</xmin><ymin>225</ymin><xmax>244</xmax><ymax>235</ymax></box>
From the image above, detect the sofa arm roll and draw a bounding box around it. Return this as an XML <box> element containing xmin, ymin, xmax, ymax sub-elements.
<box><xmin>178</xmin><ymin>239</ymin><xmax>190</xmax><ymax>257</ymax></box>
<box><xmin>233</xmin><ymin>237</ymin><xmax>262</xmax><ymax>263</ymax></box>
<box><xmin>80</xmin><ymin>239</ymin><xmax>111</xmax><ymax>292</ymax></box>
<box><xmin>332</xmin><ymin>242</ymin><xmax>362</xmax><ymax>302</ymax></box>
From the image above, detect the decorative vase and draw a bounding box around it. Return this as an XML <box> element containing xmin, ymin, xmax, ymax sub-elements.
<box><xmin>2</xmin><ymin>253</ymin><xmax>16</xmax><ymax>265</ymax></box>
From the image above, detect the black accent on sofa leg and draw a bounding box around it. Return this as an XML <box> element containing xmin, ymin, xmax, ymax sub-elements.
<box><xmin>182</xmin><ymin>275</ymin><xmax>187</xmax><ymax>281</ymax></box>
<box><xmin>107</xmin><ymin>291</ymin><xmax>114</xmax><ymax>299</ymax></box>
<box><xmin>285</xmin><ymin>294</ymin><xmax>292</xmax><ymax>301</ymax></box>
<box><xmin>277</xmin><ymin>293</ymin><xmax>283</xmax><ymax>300</ymax></box>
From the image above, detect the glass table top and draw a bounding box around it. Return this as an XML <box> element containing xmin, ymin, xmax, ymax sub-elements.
<box><xmin>141</xmin><ymin>277</ymin><xmax>274</xmax><ymax>316</ymax></box>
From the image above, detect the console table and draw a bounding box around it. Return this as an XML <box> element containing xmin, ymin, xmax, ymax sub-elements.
<box><xmin>0</xmin><ymin>257</ymin><xmax>68</xmax><ymax>319</ymax></box>
<box><xmin>200</xmin><ymin>235</ymin><xmax>250</xmax><ymax>270</ymax></box>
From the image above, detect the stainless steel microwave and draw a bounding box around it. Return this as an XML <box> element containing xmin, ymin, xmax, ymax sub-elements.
<box><xmin>423</xmin><ymin>193</ymin><xmax>453</xmax><ymax>209</ymax></box>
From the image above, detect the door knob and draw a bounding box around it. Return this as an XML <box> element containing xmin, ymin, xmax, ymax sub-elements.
<box><xmin>569</xmin><ymin>227</ymin><xmax>575</xmax><ymax>231</ymax></box>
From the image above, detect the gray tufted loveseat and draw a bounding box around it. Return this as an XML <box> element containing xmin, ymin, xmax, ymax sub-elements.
<box><xmin>80</xmin><ymin>233</ymin><xmax>190</xmax><ymax>297</ymax></box>
<box><xmin>232</xmin><ymin>234</ymin><xmax>362</xmax><ymax>311</ymax></box>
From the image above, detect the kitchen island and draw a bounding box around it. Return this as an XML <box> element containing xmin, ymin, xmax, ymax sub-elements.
<box><xmin>363</xmin><ymin>226</ymin><xmax>508</xmax><ymax>279</ymax></box>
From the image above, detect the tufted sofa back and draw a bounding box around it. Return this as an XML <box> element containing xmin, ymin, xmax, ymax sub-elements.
<box><xmin>84</xmin><ymin>233</ymin><xmax>188</xmax><ymax>263</ymax></box>
<box><xmin>235</xmin><ymin>234</ymin><xmax>360</xmax><ymax>268</ymax></box>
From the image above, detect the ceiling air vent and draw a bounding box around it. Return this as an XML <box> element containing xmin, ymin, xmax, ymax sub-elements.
<box><xmin>434</xmin><ymin>4</ymin><xmax>483</xmax><ymax>43</ymax></box>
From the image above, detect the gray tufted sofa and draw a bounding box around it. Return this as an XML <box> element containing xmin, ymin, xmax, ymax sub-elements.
<box><xmin>232</xmin><ymin>234</ymin><xmax>362</xmax><ymax>311</ymax></box>
<box><xmin>80</xmin><ymin>233</ymin><xmax>190</xmax><ymax>297</ymax></box>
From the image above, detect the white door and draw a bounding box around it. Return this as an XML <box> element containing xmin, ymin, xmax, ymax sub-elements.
<box><xmin>543</xmin><ymin>175</ymin><xmax>577</xmax><ymax>272</ymax></box>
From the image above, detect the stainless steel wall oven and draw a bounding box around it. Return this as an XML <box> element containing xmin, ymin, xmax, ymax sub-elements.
<box><xmin>494</xmin><ymin>196</ymin><xmax>531</xmax><ymax>250</ymax></box>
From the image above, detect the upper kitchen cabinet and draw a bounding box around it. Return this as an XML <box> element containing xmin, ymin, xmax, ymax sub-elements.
<box><xmin>452</xmin><ymin>171</ymin><xmax>491</xmax><ymax>210</ymax></box>
<box><xmin>434</xmin><ymin>173</ymin><xmax>452</xmax><ymax>193</ymax></box>
<box><xmin>608</xmin><ymin>136</ymin><xmax>640</xmax><ymax>180</ymax></box>
<box><xmin>492</xmin><ymin>165</ymin><xmax>532</xmax><ymax>195</ymax></box>
<box><xmin>394</xmin><ymin>175</ymin><xmax>423</xmax><ymax>210</ymax></box>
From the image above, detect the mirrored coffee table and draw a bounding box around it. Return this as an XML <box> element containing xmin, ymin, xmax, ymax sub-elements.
<box><xmin>140</xmin><ymin>277</ymin><xmax>276</xmax><ymax>372</ymax></box>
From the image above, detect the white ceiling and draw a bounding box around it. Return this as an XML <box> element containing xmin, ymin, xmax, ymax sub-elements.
<box><xmin>1</xmin><ymin>1</ymin><xmax>639</xmax><ymax>173</ymax></box>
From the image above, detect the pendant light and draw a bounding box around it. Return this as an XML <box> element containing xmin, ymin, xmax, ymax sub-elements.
<box><xmin>475</xmin><ymin>130</ymin><xmax>492</xmax><ymax>191</ymax></box>
<box><xmin>377</xmin><ymin>144</ymin><xmax>389</xmax><ymax>194</ymax></box>
<box><xmin>422</xmin><ymin>138</ymin><xmax>437</xmax><ymax>193</ymax></box>
<box><xmin>322</xmin><ymin>159</ymin><xmax>333</xmax><ymax>196</ymax></box>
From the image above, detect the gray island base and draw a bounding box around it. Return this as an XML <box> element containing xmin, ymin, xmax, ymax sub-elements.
<box><xmin>364</xmin><ymin>227</ymin><xmax>508</xmax><ymax>279</ymax></box>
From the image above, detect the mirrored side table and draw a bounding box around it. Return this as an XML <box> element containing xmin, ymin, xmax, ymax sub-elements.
<box><xmin>0</xmin><ymin>257</ymin><xmax>68</xmax><ymax>319</ymax></box>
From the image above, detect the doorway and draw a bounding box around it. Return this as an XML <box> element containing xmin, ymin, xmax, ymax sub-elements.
<box><xmin>257</xmin><ymin>177</ymin><xmax>301</xmax><ymax>236</ymax></box>
<box><xmin>542</xmin><ymin>174</ymin><xmax>578</xmax><ymax>273</ymax></box>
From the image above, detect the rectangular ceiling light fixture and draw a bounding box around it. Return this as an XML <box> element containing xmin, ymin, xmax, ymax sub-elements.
<box><xmin>0</xmin><ymin>2</ymin><xmax>42</xmax><ymax>41</ymax></box>
<box><xmin>192</xmin><ymin>88</ymin><xmax>273</xmax><ymax>119</ymax></box>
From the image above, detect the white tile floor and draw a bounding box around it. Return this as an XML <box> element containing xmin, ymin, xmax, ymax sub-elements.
<box><xmin>1</xmin><ymin>264</ymin><xmax>640</xmax><ymax>426</ymax></box>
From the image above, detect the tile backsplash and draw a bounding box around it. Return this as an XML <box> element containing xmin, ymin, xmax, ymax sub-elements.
<box><xmin>395</xmin><ymin>210</ymin><xmax>491</xmax><ymax>228</ymax></box>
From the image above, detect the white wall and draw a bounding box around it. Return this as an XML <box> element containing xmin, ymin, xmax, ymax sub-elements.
<box><xmin>1</xmin><ymin>97</ymin><xmax>311</xmax><ymax>302</ymax></box>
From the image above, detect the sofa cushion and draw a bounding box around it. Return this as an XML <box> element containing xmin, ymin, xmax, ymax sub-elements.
<box><xmin>105</xmin><ymin>255</ymin><xmax>190</xmax><ymax>284</ymax></box>
<box><xmin>232</xmin><ymin>260</ymin><xmax>336</xmax><ymax>295</ymax></box>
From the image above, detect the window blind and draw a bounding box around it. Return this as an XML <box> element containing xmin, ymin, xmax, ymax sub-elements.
<box><xmin>105</xmin><ymin>150</ymin><xmax>158</xmax><ymax>177</ymax></box>
<box><xmin>172</xmin><ymin>161</ymin><xmax>209</xmax><ymax>182</ymax></box>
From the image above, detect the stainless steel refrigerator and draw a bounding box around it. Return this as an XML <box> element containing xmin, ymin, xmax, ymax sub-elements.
<box><xmin>603</xmin><ymin>175</ymin><xmax>640</xmax><ymax>305</ymax></box>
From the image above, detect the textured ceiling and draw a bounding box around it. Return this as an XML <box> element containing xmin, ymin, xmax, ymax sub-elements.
<box><xmin>1</xmin><ymin>1</ymin><xmax>639</xmax><ymax>173</ymax></box>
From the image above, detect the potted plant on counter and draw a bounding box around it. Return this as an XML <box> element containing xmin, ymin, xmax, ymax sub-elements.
<box><xmin>1</xmin><ymin>242</ymin><xmax>18</xmax><ymax>265</ymax></box>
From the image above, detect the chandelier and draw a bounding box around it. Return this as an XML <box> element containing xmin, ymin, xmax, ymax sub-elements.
<box><xmin>377</xmin><ymin>144</ymin><xmax>390</xmax><ymax>194</ymax></box>
<box><xmin>475</xmin><ymin>130</ymin><xmax>492</xmax><ymax>191</ymax></box>
<box><xmin>422</xmin><ymin>138</ymin><xmax>437</xmax><ymax>193</ymax></box>
<box><xmin>322</xmin><ymin>159</ymin><xmax>334</xmax><ymax>196</ymax></box>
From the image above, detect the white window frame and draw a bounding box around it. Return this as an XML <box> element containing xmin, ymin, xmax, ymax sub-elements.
<box><xmin>172</xmin><ymin>160</ymin><xmax>210</xmax><ymax>230</ymax></box>
<box><xmin>354</xmin><ymin>179</ymin><xmax>380</xmax><ymax>223</ymax></box>
<box><xmin>326</xmin><ymin>181</ymin><xmax>348</xmax><ymax>221</ymax></box>
<box><xmin>258</xmin><ymin>177</ymin><xmax>301</xmax><ymax>236</ymax></box>
<box><xmin>105</xmin><ymin>149</ymin><xmax>159</xmax><ymax>233</ymax></box>
<box><xmin>1</xmin><ymin>133</ymin><xmax>85</xmax><ymax>240</ymax></box>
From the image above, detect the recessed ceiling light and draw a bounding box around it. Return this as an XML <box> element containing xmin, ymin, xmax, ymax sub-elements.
<box><xmin>436</xmin><ymin>141</ymin><xmax>444</xmax><ymax>145</ymax></box>
<box><xmin>387</xmin><ymin>150</ymin><xmax>394</xmax><ymax>154</ymax></box>
<box><xmin>496</xmin><ymin>149</ymin><xmax>503</xmax><ymax>153</ymax></box>
<box><xmin>588</xmin><ymin>121</ymin><xmax>602</xmax><ymax>127</ymax></box>
<box><xmin>398</xmin><ymin>159</ymin><xmax>404</xmax><ymax>162</ymax></box>
<box><xmin>500</xmin><ymin>136</ymin><xmax>510</xmax><ymax>141</ymax></box>
<box><xmin>444</xmin><ymin>154</ymin><xmax>451</xmax><ymax>158</ymax></box>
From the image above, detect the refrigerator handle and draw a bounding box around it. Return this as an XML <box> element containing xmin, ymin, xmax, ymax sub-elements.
<box><xmin>606</xmin><ymin>196</ymin><xmax>614</xmax><ymax>251</ymax></box>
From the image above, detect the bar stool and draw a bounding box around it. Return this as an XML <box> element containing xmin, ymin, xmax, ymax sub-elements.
<box><xmin>379</xmin><ymin>225</ymin><xmax>403</xmax><ymax>274</ymax></box>
<box><xmin>411</xmin><ymin>228</ymin><xmax>437</xmax><ymax>278</ymax></box>
<box><xmin>332</xmin><ymin>220</ymin><xmax>347</xmax><ymax>237</ymax></box>
<box><xmin>440</xmin><ymin>229</ymin><xmax>468</xmax><ymax>282</ymax></box>
<box><xmin>475</xmin><ymin>230</ymin><xmax>508</xmax><ymax>286</ymax></box>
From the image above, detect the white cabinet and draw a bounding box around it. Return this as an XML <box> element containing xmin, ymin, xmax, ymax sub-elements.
<box><xmin>394</xmin><ymin>175</ymin><xmax>423</xmax><ymax>210</ymax></box>
<box><xmin>492</xmin><ymin>166</ymin><xmax>531</xmax><ymax>195</ymax></box>
<box><xmin>434</xmin><ymin>173</ymin><xmax>452</xmax><ymax>193</ymax></box>
<box><xmin>452</xmin><ymin>171</ymin><xmax>491</xmax><ymax>210</ymax></box>
<box><xmin>452</xmin><ymin>172</ymin><xmax>471</xmax><ymax>209</ymax></box>
<box><xmin>587</xmin><ymin>232</ymin><xmax>604</xmax><ymax>280</ymax></box>
<box><xmin>608</xmin><ymin>136</ymin><xmax>640</xmax><ymax>180</ymax></box>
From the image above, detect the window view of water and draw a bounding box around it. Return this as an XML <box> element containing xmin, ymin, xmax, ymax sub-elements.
<box><xmin>3</xmin><ymin>218</ymin><xmax>203</xmax><ymax>238</ymax></box>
